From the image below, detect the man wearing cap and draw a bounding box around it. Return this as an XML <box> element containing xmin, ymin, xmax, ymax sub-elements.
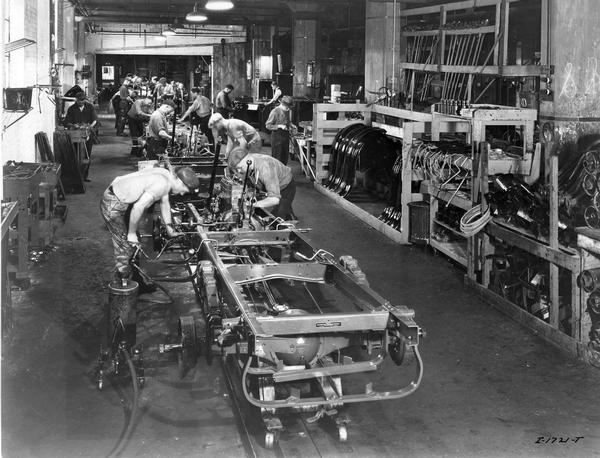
<box><xmin>265</xmin><ymin>95</ymin><xmax>296</xmax><ymax>165</ymax></box>
<box><xmin>64</xmin><ymin>91</ymin><xmax>99</xmax><ymax>181</ymax></box>
<box><xmin>100</xmin><ymin>165</ymin><xmax>200</xmax><ymax>292</ymax></box>
<box><xmin>228</xmin><ymin>147</ymin><xmax>296</xmax><ymax>220</ymax></box>
<box><xmin>147</xmin><ymin>100</ymin><xmax>175</xmax><ymax>159</ymax></box>
<box><xmin>208</xmin><ymin>113</ymin><xmax>262</xmax><ymax>161</ymax></box>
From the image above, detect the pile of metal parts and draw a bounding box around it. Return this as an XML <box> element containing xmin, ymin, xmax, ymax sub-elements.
<box><xmin>486</xmin><ymin>174</ymin><xmax>575</xmax><ymax>246</ymax></box>
<box><xmin>378</xmin><ymin>154</ymin><xmax>403</xmax><ymax>230</ymax></box>
<box><xmin>381</xmin><ymin>140</ymin><xmax>472</xmax><ymax>233</ymax></box>
<box><xmin>577</xmin><ymin>268</ymin><xmax>600</xmax><ymax>358</ymax></box>
<box><xmin>162</xmin><ymin>122</ymin><xmax>213</xmax><ymax>158</ymax></box>
<box><xmin>567</xmin><ymin>141</ymin><xmax>600</xmax><ymax>230</ymax></box>
<box><xmin>489</xmin><ymin>245</ymin><xmax>573</xmax><ymax>333</ymax></box>
<box><xmin>325</xmin><ymin>123</ymin><xmax>398</xmax><ymax>198</ymax></box>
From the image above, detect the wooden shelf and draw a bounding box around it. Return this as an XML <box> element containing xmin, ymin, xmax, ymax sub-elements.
<box><xmin>398</xmin><ymin>62</ymin><xmax>548</xmax><ymax>77</ymax></box>
<box><xmin>402</xmin><ymin>25</ymin><xmax>496</xmax><ymax>37</ymax></box>
<box><xmin>430</xmin><ymin>238</ymin><xmax>468</xmax><ymax>267</ymax></box>
<box><xmin>401</xmin><ymin>0</ymin><xmax>520</xmax><ymax>17</ymax></box>
<box><xmin>486</xmin><ymin>220</ymin><xmax>579</xmax><ymax>271</ymax></box>
<box><xmin>429</xmin><ymin>184</ymin><xmax>472</xmax><ymax>211</ymax></box>
<box><xmin>433</xmin><ymin>218</ymin><xmax>466</xmax><ymax>238</ymax></box>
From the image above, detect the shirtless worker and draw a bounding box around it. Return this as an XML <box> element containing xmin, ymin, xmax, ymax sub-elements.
<box><xmin>100</xmin><ymin>166</ymin><xmax>200</xmax><ymax>292</ymax></box>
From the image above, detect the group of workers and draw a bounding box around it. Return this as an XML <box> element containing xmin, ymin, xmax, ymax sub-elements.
<box><xmin>101</xmin><ymin>77</ymin><xmax>299</xmax><ymax>293</ymax></box>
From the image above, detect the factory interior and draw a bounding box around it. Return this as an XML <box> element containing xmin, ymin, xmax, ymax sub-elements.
<box><xmin>2</xmin><ymin>0</ymin><xmax>600</xmax><ymax>457</ymax></box>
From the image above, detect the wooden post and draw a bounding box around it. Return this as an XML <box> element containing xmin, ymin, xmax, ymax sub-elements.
<box><xmin>438</xmin><ymin>6</ymin><xmax>446</xmax><ymax>72</ymax></box>
<box><xmin>400</xmin><ymin>122</ymin><xmax>414</xmax><ymax>243</ymax></box>
<box><xmin>549</xmin><ymin>150</ymin><xmax>560</xmax><ymax>329</ymax></box>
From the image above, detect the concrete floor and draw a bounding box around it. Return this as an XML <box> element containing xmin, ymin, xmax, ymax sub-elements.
<box><xmin>2</xmin><ymin>117</ymin><xmax>600</xmax><ymax>458</ymax></box>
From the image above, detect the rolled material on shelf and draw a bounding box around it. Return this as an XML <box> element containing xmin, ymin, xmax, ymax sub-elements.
<box><xmin>587</xmin><ymin>290</ymin><xmax>600</xmax><ymax>316</ymax></box>
<box><xmin>577</xmin><ymin>268</ymin><xmax>600</xmax><ymax>293</ymax></box>
<box><xmin>459</xmin><ymin>204</ymin><xmax>492</xmax><ymax>237</ymax></box>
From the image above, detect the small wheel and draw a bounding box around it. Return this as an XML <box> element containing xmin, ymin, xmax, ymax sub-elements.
<box><xmin>265</xmin><ymin>431</ymin><xmax>276</xmax><ymax>449</ymax></box>
<box><xmin>338</xmin><ymin>425</ymin><xmax>348</xmax><ymax>442</ymax></box>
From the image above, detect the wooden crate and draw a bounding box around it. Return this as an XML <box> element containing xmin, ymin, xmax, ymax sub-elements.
<box><xmin>312</xmin><ymin>103</ymin><xmax>371</xmax><ymax>181</ymax></box>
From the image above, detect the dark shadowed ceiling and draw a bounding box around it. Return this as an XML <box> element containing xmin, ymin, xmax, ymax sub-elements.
<box><xmin>69</xmin><ymin>0</ymin><xmax>446</xmax><ymax>27</ymax></box>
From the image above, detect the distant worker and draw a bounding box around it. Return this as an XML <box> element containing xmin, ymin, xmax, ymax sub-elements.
<box><xmin>179</xmin><ymin>87</ymin><xmax>214</xmax><ymax>149</ymax></box>
<box><xmin>116</xmin><ymin>79</ymin><xmax>132</xmax><ymax>136</ymax></box>
<box><xmin>127</xmin><ymin>97</ymin><xmax>153</xmax><ymax>157</ymax></box>
<box><xmin>215</xmin><ymin>84</ymin><xmax>234</xmax><ymax>118</ymax></box>
<box><xmin>146</xmin><ymin>100</ymin><xmax>175</xmax><ymax>159</ymax></box>
<box><xmin>63</xmin><ymin>91</ymin><xmax>98</xmax><ymax>182</ymax></box>
<box><xmin>265</xmin><ymin>95</ymin><xmax>296</xmax><ymax>165</ymax></box>
<box><xmin>208</xmin><ymin>113</ymin><xmax>261</xmax><ymax>160</ymax></box>
<box><xmin>228</xmin><ymin>147</ymin><xmax>296</xmax><ymax>221</ymax></box>
<box><xmin>153</xmin><ymin>77</ymin><xmax>168</xmax><ymax>107</ymax></box>
<box><xmin>267</xmin><ymin>81</ymin><xmax>282</xmax><ymax>106</ymax></box>
<box><xmin>100</xmin><ymin>166</ymin><xmax>200</xmax><ymax>292</ymax></box>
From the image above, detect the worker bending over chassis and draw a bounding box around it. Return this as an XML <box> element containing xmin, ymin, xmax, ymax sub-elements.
<box><xmin>208</xmin><ymin>113</ymin><xmax>261</xmax><ymax>160</ymax></box>
<box><xmin>100</xmin><ymin>166</ymin><xmax>200</xmax><ymax>291</ymax></box>
<box><xmin>228</xmin><ymin>147</ymin><xmax>296</xmax><ymax>220</ymax></box>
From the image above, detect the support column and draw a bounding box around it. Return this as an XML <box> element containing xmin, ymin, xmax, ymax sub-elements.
<box><xmin>292</xmin><ymin>19</ymin><xmax>319</xmax><ymax>98</ymax></box>
<box><xmin>365</xmin><ymin>0</ymin><xmax>401</xmax><ymax>103</ymax></box>
<box><xmin>541</xmin><ymin>0</ymin><xmax>600</xmax><ymax>151</ymax></box>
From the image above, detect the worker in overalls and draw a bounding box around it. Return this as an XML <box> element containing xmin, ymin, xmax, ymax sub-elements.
<box><xmin>265</xmin><ymin>95</ymin><xmax>296</xmax><ymax>165</ymax></box>
<box><xmin>228</xmin><ymin>147</ymin><xmax>296</xmax><ymax>220</ymax></box>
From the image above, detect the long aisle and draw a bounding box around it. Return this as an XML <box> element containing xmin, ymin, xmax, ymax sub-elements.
<box><xmin>2</xmin><ymin>115</ymin><xmax>600</xmax><ymax>458</ymax></box>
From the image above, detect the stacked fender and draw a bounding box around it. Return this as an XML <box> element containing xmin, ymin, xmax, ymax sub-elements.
<box><xmin>325</xmin><ymin>124</ymin><xmax>397</xmax><ymax>198</ymax></box>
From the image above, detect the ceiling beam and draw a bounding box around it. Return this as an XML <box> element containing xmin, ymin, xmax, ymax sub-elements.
<box><xmin>81</xmin><ymin>15</ymin><xmax>285</xmax><ymax>26</ymax></box>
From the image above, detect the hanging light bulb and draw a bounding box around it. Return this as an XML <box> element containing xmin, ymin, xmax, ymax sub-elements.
<box><xmin>205</xmin><ymin>0</ymin><xmax>234</xmax><ymax>11</ymax></box>
<box><xmin>186</xmin><ymin>2</ymin><xmax>208</xmax><ymax>22</ymax></box>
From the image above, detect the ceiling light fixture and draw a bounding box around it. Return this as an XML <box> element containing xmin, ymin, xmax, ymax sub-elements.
<box><xmin>186</xmin><ymin>2</ymin><xmax>208</xmax><ymax>22</ymax></box>
<box><xmin>205</xmin><ymin>0</ymin><xmax>234</xmax><ymax>11</ymax></box>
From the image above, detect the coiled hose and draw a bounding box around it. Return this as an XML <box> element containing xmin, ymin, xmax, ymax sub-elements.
<box><xmin>460</xmin><ymin>204</ymin><xmax>492</xmax><ymax>237</ymax></box>
<box><xmin>106</xmin><ymin>348</ymin><xmax>139</xmax><ymax>458</ymax></box>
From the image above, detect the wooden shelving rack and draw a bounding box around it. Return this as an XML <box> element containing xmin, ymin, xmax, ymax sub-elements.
<box><xmin>312</xmin><ymin>102</ymin><xmax>470</xmax><ymax>243</ymax></box>
<box><xmin>398</xmin><ymin>0</ymin><xmax>551</xmax><ymax>107</ymax></box>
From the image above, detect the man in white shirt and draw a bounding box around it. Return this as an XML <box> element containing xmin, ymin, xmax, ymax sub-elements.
<box><xmin>180</xmin><ymin>87</ymin><xmax>214</xmax><ymax>149</ymax></box>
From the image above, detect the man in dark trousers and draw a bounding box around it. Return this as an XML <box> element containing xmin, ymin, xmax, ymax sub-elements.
<box><xmin>64</xmin><ymin>91</ymin><xmax>98</xmax><ymax>181</ymax></box>
<box><xmin>146</xmin><ymin>100</ymin><xmax>175</xmax><ymax>159</ymax></box>
<box><xmin>127</xmin><ymin>97</ymin><xmax>153</xmax><ymax>156</ymax></box>
<box><xmin>179</xmin><ymin>87</ymin><xmax>214</xmax><ymax>150</ymax></box>
<box><xmin>227</xmin><ymin>147</ymin><xmax>296</xmax><ymax>220</ymax></box>
<box><xmin>265</xmin><ymin>95</ymin><xmax>296</xmax><ymax>165</ymax></box>
<box><xmin>215</xmin><ymin>84</ymin><xmax>234</xmax><ymax>118</ymax></box>
<box><xmin>116</xmin><ymin>79</ymin><xmax>132</xmax><ymax>136</ymax></box>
